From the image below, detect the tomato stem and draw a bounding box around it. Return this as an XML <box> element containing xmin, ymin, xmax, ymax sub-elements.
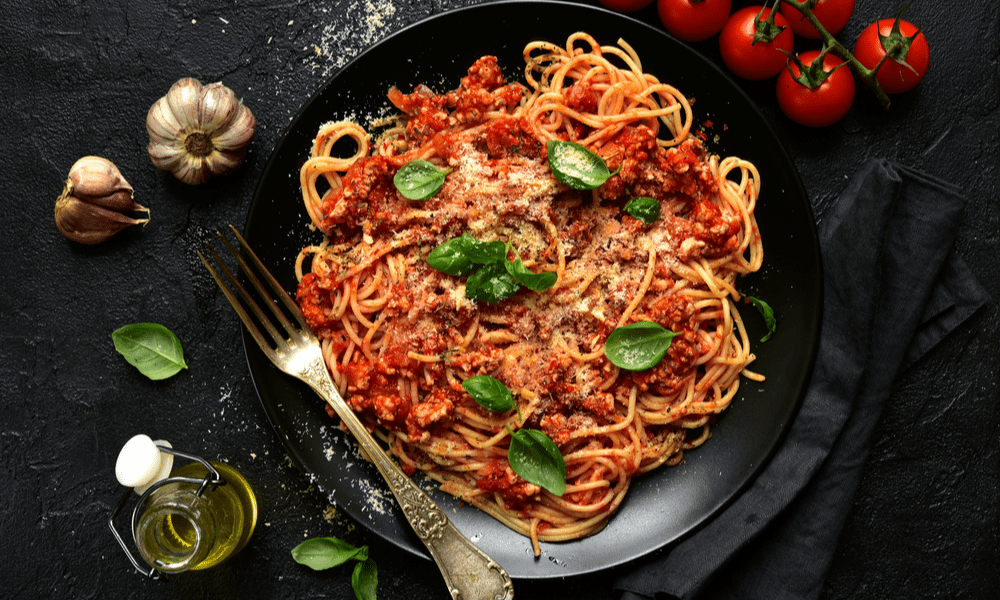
<box><xmin>780</xmin><ymin>0</ymin><xmax>892</xmax><ymax>109</ymax></box>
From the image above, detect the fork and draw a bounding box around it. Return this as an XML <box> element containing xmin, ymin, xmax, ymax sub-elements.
<box><xmin>199</xmin><ymin>225</ymin><xmax>514</xmax><ymax>600</ymax></box>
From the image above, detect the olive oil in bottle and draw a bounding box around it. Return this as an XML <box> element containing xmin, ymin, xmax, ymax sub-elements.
<box><xmin>135</xmin><ymin>461</ymin><xmax>258</xmax><ymax>573</ymax></box>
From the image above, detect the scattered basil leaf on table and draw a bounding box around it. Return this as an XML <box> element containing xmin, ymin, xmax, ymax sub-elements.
<box><xmin>351</xmin><ymin>559</ymin><xmax>378</xmax><ymax>600</ymax></box>
<box><xmin>603</xmin><ymin>320</ymin><xmax>679</xmax><ymax>371</ymax></box>
<box><xmin>292</xmin><ymin>537</ymin><xmax>377</xmax><ymax>600</ymax></box>
<box><xmin>748</xmin><ymin>296</ymin><xmax>777</xmax><ymax>342</ymax></box>
<box><xmin>393</xmin><ymin>160</ymin><xmax>451</xmax><ymax>200</ymax></box>
<box><xmin>465</xmin><ymin>260</ymin><xmax>521</xmax><ymax>303</ymax></box>
<box><xmin>503</xmin><ymin>253</ymin><xmax>558</xmax><ymax>292</ymax></box>
<box><xmin>112</xmin><ymin>323</ymin><xmax>188</xmax><ymax>380</ymax></box>
<box><xmin>507</xmin><ymin>428</ymin><xmax>566</xmax><ymax>496</ymax></box>
<box><xmin>546</xmin><ymin>140</ymin><xmax>619</xmax><ymax>190</ymax></box>
<box><xmin>462</xmin><ymin>375</ymin><xmax>515</xmax><ymax>413</ymax></box>
<box><xmin>291</xmin><ymin>537</ymin><xmax>368</xmax><ymax>570</ymax></box>
<box><xmin>624</xmin><ymin>197</ymin><xmax>662</xmax><ymax>224</ymax></box>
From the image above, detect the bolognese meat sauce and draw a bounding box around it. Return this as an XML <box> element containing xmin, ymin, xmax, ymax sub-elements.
<box><xmin>297</xmin><ymin>49</ymin><xmax>757</xmax><ymax>515</ymax></box>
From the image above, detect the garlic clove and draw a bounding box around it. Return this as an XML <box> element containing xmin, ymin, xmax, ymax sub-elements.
<box><xmin>65</xmin><ymin>156</ymin><xmax>142</xmax><ymax>213</ymax></box>
<box><xmin>171</xmin><ymin>156</ymin><xmax>214</xmax><ymax>186</ymax></box>
<box><xmin>147</xmin><ymin>141</ymin><xmax>187</xmax><ymax>172</ymax></box>
<box><xmin>165</xmin><ymin>77</ymin><xmax>204</xmax><ymax>131</ymax></box>
<box><xmin>55</xmin><ymin>156</ymin><xmax>149</xmax><ymax>244</ymax></box>
<box><xmin>55</xmin><ymin>194</ymin><xmax>148</xmax><ymax>244</ymax></box>
<box><xmin>200</xmin><ymin>82</ymin><xmax>240</xmax><ymax>134</ymax></box>
<box><xmin>206</xmin><ymin>150</ymin><xmax>243</xmax><ymax>177</ymax></box>
<box><xmin>212</xmin><ymin>104</ymin><xmax>257</xmax><ymax>152</ymax></box>
<box><xmin>145</xmin><ymin>97</ymin><xmax>185</xmax><ymax>146</ymax></box>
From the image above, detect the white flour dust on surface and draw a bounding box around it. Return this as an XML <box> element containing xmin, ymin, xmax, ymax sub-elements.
<box><xmin>304</xmin><ymin>0</ymin><xmax>402</xmax><ymax>77</ymax></box>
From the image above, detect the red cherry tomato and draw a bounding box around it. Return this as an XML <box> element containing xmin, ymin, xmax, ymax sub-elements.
<box><xmin>776</xmin><ymin>50</ymin><xmax>855</xmax><ymax>127</ymax></box>
<box><xmin>780</xmin><ymin>0</ymin><xmax>855</xmax><ymax>39</ymax></box>
<box><xmin>657</xmin><ymin>0</ymin><xmax>732</xmax><ymax>42</ymax></box>
<box><xmin>854</xmin><ymin>18</ymin><xmax>930</xmax><ymax>94</ymax></box>
<box><xmin>719</xmin><ymin>6</ymin><xmax>794</xmax><ymax>80</ymax></box>
<box><xmin>597</xmin><ymin>0</ymin><xmax>655</xmax><ymax>13</ymax></box>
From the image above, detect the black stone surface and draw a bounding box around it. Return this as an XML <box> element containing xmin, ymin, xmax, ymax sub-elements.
<box><xmin>1</xmin><ymin>1</ymin><xmax>996</xmax><ymax>599</ymax></box>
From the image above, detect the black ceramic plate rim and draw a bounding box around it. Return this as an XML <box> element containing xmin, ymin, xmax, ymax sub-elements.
<box><xmin>242</xmin><ymin>0</ymin><xmax>821</xmax><ymax>579</ymax></box>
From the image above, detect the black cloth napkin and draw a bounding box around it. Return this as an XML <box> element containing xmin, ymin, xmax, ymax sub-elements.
<box><xmin>613</xmin><ymin>158</ymin><xmax>990</xmax><ymax>600</ymax></box>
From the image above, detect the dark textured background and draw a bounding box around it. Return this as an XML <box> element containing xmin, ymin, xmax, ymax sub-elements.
<box><xmin>1</xmin><ymin>0</ymin><xmax>996</xmax><ymax>598</ymax></box>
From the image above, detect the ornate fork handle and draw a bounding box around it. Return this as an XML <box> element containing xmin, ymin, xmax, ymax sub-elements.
<box><xmin>296</xmin><ymin>351</ymin><xmax>514</xmax><ymax>600</ymax></box>
<box><xmin>200</xmin><ymin>227</ymin><xmax>513</xmax><ymax>598</ymax></box>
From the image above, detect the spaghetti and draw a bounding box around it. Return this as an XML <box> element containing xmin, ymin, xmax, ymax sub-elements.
<box><xmin>294</xmin><ymin>33</ymin><xmax>763</xmax><ymax>556</ymax></box>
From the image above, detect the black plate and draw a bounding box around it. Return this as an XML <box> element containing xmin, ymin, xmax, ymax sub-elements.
<box><xmin>243</xmin><ymin>0</ymin><xmax>821</xmax><ymax>579</ymax></box>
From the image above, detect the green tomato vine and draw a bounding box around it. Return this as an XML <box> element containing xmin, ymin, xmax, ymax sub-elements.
<box><xmin>780</xmin><ymin>0</ymin><xmax>922</xmax><ymax>109</ymax></box>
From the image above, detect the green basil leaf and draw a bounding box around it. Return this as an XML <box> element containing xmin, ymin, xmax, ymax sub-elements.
<box><xmin>291</xmin><ymin>537</ymin><xmax>367</xmax><ymax>571</ymax></box>
<box><xmin>427</xmin><ymin>234</ymin><xmax>508</xmax><ymax>276</ymax></box>
<box><xmin>465</xmin><ymin>260</ymin><xmax>521</xmax><ymax>303</ymax></box>
<box><xmin>603</xmin><ymin>321</ymin><xmax>679</xmax><ymax>371</ymax></box>
<box><xmin>624</xmin><ymin>197</ymin><xmax>662</xmax><ymax>224</ymax></box>
<box><xmin>748</xmin><ymin>296</ymin><xmax>777</xmax><ymax>342</ymax></box>
<box><xmin>503</xmin><ymin>254</ymin><xmax>557</xmax><ymax>292</ymax></box>
<box><xmin>393</xmin><ymin>160</ymin><xmax>451</xmax><ymax>200</ymax></box>
<box><xmin>427</xmin><ymin>236</ymin><xmax>476</xmax><ymax>276</ymax></box>
<box><xmin>547</xmin><ymin>140</ymin><xmax>616</xmax><ymax>190</ymax></box>
<box><xmin>351</xmin><ymin>558</ymin><xmax>378</xmax><ymax>600</ymax></box>
<box><xmin>462</xmin><ymin>375</ymin><xmax>515</xmax><ymax>413</ymax></box>
<box><xmin>112</xmin><ymin>323</ymin><xmax>188</xmax><ymax>380</ymax></box>
<box><xmin>508</xmin><ymin>429</ymin><xmax>566</xmax><ymax>496</ymax></box>
<box><xmin>462</xmin><ymin>234</ymin><xmax>507</xmax><ymax>265</ymax></box>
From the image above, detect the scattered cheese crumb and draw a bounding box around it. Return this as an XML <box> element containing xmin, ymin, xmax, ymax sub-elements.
<box><xmin>304</xmin><ymin>0</ymin><xmax>401</xmax><ymax>77</ymax></box>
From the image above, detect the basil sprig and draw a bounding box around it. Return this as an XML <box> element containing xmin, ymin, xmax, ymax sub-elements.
<box><xmin>292</xmin><ymin>537</ymin><xmax>378</xmax><ymax>600</ymax></box>
<box><xmin>393</xmin><ymin>160</ymin><xmax>451</xmax><ymax>200</ymax></box>
<box><xmin>748</xmin><ymin>296</ymin><xmax>777</xmax><ymax>342</ymax></box>
<box><xmin>466</xmin><ymin>260</ymin><xmax>522</xmax><ymax>303</ymax></box>
<box><xmin>112</xmin><ymin>323</ymin><xmax>188</xmax><ymax>380</ymax></box>
<box><xmin>508</xmin><ymin>428</ymin><xmax>566</xmax><ymax>496</ymax></box>
<box><xmin>462</xmin><ymin>375</ymin><xmax>515</xmax><ymax>413</ymax></box>
<box><xmin>504</xmin><ymin>253</ymin><xmax>558</xmax><ymax>291</ymax></box>
<box><xmin>427</xmin><ymin>233</ymin><xmax>506</xmax><ymax>276</ymax></box>
<box><xmin>603</xmin><ymin>321</ymin><xmax>679</xmax><ymax>371</ymax></box>
<box><xmin>547</xmin><ymin>140</ymin><xmax>619</xmax><ymax>190</ymax></box>
<box><xmin>427</xmin><ymin>234</ymin><xmax>556</xmax><ymax>303</ymax></box>
<box><xmin>624</xmin><ymin>197</ymin><xmax>662</xmax><ymax>224</ymax></box>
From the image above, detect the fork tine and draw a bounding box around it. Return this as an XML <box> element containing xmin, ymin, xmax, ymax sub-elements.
<box><xmin>226</xmin><ymin>224</ymin><xmax>312</xmax><ymax>332</ymax></box>
<box><xmin>210</xmin><ymin>232</ymin><xmax>296</xmax><ymax>342</ymax></box>
<box><xmin>213</xmin><ymin>228</ymin><xmax>304</xmax><ymax>342</ymax></box>
<box><xmin>203</xmin><ymin>240</ymin><xmax>290</xmax><ymax>347</ymax></box>
<box><xmin>198</xmin><ymin>247</ymin><xmax>278</xmax><ymax>361</ymax></box>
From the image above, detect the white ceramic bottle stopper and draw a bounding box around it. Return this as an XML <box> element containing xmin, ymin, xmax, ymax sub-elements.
<box><xmin>115</xmin><ymin>434</ymin><xmax>174</xmax><ymax>495</ymax></box>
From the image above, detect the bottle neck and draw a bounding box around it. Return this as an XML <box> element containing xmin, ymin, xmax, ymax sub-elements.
<box><xmin>135</xmin><ymin>487</ymin><xmax>217</xmax><ymax>573</ymax></box>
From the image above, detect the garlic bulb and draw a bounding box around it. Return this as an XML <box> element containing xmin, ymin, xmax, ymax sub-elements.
<box><xmin>55</xmin><ymin>156</ymin><xmax>150</xmax><ymax>244</ymax></box>
<box><xmin>146</xmin><ymin>78</ymin><xmax>256</xmax><ymax>185</ymax></box>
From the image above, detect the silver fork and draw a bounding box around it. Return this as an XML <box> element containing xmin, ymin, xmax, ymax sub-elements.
<box><xmin>199</xmin><ymin>225</ymin><xmax>514</xmax><ymax>600</ymax></box>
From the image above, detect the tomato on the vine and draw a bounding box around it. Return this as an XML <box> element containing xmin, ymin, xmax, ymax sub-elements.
<box><xmin>780</xmin><ymin>0</ymin><xmax>854</xmax><ymax>39</ymax></box>
<box><xmin>657</xmin><ymin>0</ymin><xmax>732</xmax><ymax>42</ymax></box>
<box><xmin>776</xmin><ymin>49</ymin><xmax>855</xmax><ymax>127</ymax></box>
<box><xmin>854</xmin><ymin>17</ymin><xmax>929</xmax><ymax>94</ymax></box>
<box><xmin>719</xmin><ymin>5</ymin><xmax>794</xmax><ymax>80</ymax></box>
<box><xmin>597</xmin><ymin>0</ymin><xmax>654</xmax><ymax>13</ymax></box>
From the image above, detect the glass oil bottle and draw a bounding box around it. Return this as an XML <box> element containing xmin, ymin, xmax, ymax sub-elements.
<box><xmin>110</xmin><ymin>434</ymin><xmax>258</xmax><ymax>577</ymax></box>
